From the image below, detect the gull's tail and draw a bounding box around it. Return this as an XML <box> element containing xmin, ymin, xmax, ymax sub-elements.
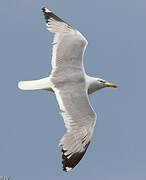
<box><xmin>18</xmin><ymin>77</ymin><xmax>53</xmax><ymax>92</ymax></box>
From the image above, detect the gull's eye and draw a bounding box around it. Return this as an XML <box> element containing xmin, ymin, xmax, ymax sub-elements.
<box><xmin>99</xmin><ymin>80</ymin><xmax>106</xmax><ymax>83</ymax></box>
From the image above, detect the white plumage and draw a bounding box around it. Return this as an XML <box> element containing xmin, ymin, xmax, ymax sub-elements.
<box><xmin>18</xmin><ymin>7</ymin><xmax>117</xmax><ymax>172</ymax></box>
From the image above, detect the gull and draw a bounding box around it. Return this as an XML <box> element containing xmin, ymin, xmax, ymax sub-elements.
<box><xmin>18</xmin><ymin>7</ymin><xmax>117</xmax><ymax>172</ymax></box>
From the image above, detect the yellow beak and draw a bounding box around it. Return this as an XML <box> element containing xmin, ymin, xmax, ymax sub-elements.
<box><xmin>106</xmin><ymin>83</ymin><xmax>118</xmax><ymax>88</ymax></box>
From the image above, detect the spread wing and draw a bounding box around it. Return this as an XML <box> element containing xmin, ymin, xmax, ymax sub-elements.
<box><xmin>42</xmin><ymin>7</ymin><xmax>88</xmax><ymax>74</ymax></box>
<box><xmin>42</xmin><ymin>8</ymin><xmax>96</xmax><ymax>171</ymax></box>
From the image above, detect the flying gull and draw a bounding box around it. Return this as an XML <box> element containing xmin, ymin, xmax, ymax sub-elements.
<box><xmin>18</xmin><ymin>7</ymin><xmax>117</xmax><ymax>172</ymax></box>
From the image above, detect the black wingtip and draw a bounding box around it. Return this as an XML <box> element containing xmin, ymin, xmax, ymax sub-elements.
<box><xmin>62</xmin><ymin>142</ymin><xmax>90</xmax><ymax>172</ymax></box>
<box><xmin>42</xmin><ymin>7</ymin><xmax>51</xmax><ymax>12</ymax></box>
<box><xmin>41</xmin><ymin>7</ymin><xmax>65</xmax><ymax>23</ymax></box>
<box><xmin>42</xmin><ymin>7</ymin><xmax>46</xmax><ymax>13</ymax></box>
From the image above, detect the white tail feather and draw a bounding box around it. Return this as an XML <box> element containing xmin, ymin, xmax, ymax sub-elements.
<box><xmin>18</xmin><ymin>77</ymin><xmax>53</xmax><ymax>91</ymax></box>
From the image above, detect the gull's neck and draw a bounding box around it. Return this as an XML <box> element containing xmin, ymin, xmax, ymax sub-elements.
<box><xmin>85</xmin><ymin>75</ymin><xmax>103</xmax><ymax>94</ymax></box>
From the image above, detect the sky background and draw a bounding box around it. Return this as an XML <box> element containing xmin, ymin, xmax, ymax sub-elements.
<box><xmin>0</xmin><ymin>0</ymin><xmax>146</xmax><ymax>179</ymax></box>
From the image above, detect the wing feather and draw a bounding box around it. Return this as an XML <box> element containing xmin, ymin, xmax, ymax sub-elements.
<box><xmin>42</xmin><ymin>7</ymin><xmax>95</xmax><ymax>171</ymax></box>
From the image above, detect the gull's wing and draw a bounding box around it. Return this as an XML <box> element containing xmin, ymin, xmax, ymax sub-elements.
<box><xmin>42</xmin><ymin>7</ymin><xmax>88</xmax><ymax>74</ymax></box>
<box><xmin>53</xmin><ymin>80</ymin><xmax>96</xmax><ymax>172</ymax></box>
<box><xmin>42</xmin><ymin>8</ymin><xmax>96</xmax><ymax>171</ymax></box>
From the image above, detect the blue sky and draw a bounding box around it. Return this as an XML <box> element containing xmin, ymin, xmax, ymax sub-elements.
<box><xmin>0</xmin><ymin>0</ymin><xmax>146</xmax><ymax>179</ymax></box>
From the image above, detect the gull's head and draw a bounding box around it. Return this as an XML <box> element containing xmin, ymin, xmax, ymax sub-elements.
<box><xmin>87</xmin><ymin>77</ymin><xmax>118</xmax><ymax>94</ymax></box>
<box><xmin>97</xmin><ymin>78</ymin><xmax>118</xmax><ymax>89</ymax></box>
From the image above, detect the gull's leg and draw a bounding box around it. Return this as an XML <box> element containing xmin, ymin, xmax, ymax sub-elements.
<box><xmin>18</xmin><ymin>77</ymin><xmax>54</xmax><ymax>92</ymax></box>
